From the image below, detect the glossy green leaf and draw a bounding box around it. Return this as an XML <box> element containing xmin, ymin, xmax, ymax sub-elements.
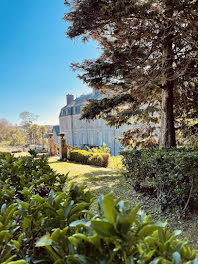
<box><xmin>102</xmin><ymin>193</ymin><xmax>116</xmax><ymax>224</ymax></box>
<box><xmin>173</xmin><ymin>252</ymin><xmax>181</xmax><ymax>264</ymax></box>
<box><xmin>51</xmin><ymin>228</ymin><xmax>61</xmax><ymax>241</ymax></box>
<box><xmin>128</xmin><ymin>256</ymin><xmax>134</xmax><ymax>264</ymax></box>
<box><xmin>138</xmin><ymin>224</ymin><xmax>158</xmax><ymax>237</ymax></box>
<box><xmin>5</xmin><ymin>261</ymin><xmax>26</xmax><ymax>264</ymax></box>
<box><xmin>70</xmin><ymin>202</ymin><xmax>90</xmax><ymax>215</ymax></box>
<box><xmin>36</xmin><ymin>234</ymin><xmax>53</xmax><ymax>247</ymax></box>
<box><xmin>68</xmin><ymin>254</ymin><xmax>90</xmax><ymax>264</ymax></box>
<box><xmin>11</xmin><ymin>240</ymin><xmax>20</xmax><ymax>250</ymax></box>
<box><xmin>64</xmin><ymin>200</ymin><xmax>74</xmax><ymax>219</ymax></box>
<box><xmin>128</xmin><ymin>204</ymin><xmax>140</xmax><ymax>225</ymax></box>
<box><xmin>22</xmin><ymin>216</ymin><xmax>31</xmax><ymax>231</ymax></box>
<box><xmin>150</xmin><ymin>258</ymin><xmax>161</xmax><ymax>264</ymax></box>
<box><xmin>70</xmin><ymin>219</ymin><xmax>91</xmax><ymax>228</ymax></box>
<box><xmin>91</xmin><ymin>220</ymin><xmax>116</xmax><ymax>237</ymax></box>
<box><xmin>98</xmin><ymin>195</ymin><xmax>104</xmax><ymax>216</ymax></box>
<box><xmin>68</xmin><ymin>236</ymin><xmax>78</xmax><ymax>247</ymax></box>
<box><xmin>193</xmin><ymin>257</ymin><xmax>198</xmax><ymax>264</ymax></box>
<box><xmin>1</xmin><ymin>204</ymin><xmax>6</xmax><ymax>215</ymax></box>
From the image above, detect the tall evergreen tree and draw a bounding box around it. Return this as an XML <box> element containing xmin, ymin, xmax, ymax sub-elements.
<box><xmin>64</xmin><ymin>0</ymin><xmax>198</xmax><ymax>147</ymax></box>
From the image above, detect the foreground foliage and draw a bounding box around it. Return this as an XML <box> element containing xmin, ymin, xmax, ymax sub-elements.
<box><xmin>0</xmin><ymin>153</ymin><xmax>198</xmax><ymax>263</ymax></box>
<box><xmin>122</xmin><ymin>147</ymin><xmax>198</xmax><ymax>214</ymax></box>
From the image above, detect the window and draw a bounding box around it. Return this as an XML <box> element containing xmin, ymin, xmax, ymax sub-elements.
<box><xmin>75</xmin><ymin>106</ymin><xmax>80</xmax><ymax>115</ymax></box>
<box><xmin>73</xmin><ymin>133</ymin><xmax>78</xmax><ymax>146</ymax></box>
<box><xmin>90</xmin><ymin>132</ymin><xmax>94</xmax><ymax>145</ymax></box>
<box><xmin>105</xmin><ymin>132</ymin><xmax>109</xmax><ymax>145</ymax></box>
<box><xmin>98</xmin><ymin>132</ymin><xmax>102</xmax><ymax>146</ymax></box>
<box><xmin>68</xmin><ymin>108</ymin><xmax>72</xmax><ymax>115</ymax></box>
<box><xmin>89</xmin><ymin>120</ymin><xmax>93</xmax><ymax>128</ymax></box>
<box><xmin>62</xmin><ymin>110</ymin><xmax>66</xmax><ymax>116</ymax></box>
<box><xmin>65</xmin><ymin>119</ymin><xmax>70</xmax><ymax>129</ymax></box>
<box><xmin>66</xmin><ymin>134</ymin><xmax>70</xmax><ymax>145</ymax></box>
<box><xmin>98</xmin><ymin>119</ymin><xmax>102</xmax><ymax>127</ymax></box>
<box><xmin>73</xmin><ymin>119</ymin><xmax>77</xmax><ymax>128</ymax></box>
<box><xmin>82</xmin><ymin>133</ymin><xmax>86</xmax><ymax>144</ymax></box>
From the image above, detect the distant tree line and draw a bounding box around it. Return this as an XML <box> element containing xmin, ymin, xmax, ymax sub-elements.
<box><xmin>0</xmin><ymin>111</ymin><xmax>49</xmax><ymax>147</ymax></box>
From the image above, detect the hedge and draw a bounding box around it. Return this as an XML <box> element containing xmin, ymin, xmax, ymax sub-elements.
<box><xmin>0</xmin><ymin>152</ymin><xmax>198</xmax><ymax>263</ymax></box>
<box><xmin>69</xmin><ymin>150</ymin><xmax>90</xmax><ymax>164</ymax></box>
<box><xmin>121</xmin><ymin>147</ymin><xmax>198</xmax><ymax>214</ymax></box>
<box><xmin>69</xmin><ymin>149</ymin><xmax>110</xmax><ymax>167</ymax></box>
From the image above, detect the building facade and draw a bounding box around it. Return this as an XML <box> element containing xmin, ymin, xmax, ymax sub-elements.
<box><xmin>59</xmin><ymin>92</ymin><xmax>130</xmax><ymax>156</ymax></box>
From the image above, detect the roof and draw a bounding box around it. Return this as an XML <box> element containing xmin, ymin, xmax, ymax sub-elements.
<box><xmin>60</xmin><ymin>91</ymin><xmax>102</xmax><ymax>116</ymax></box>
<box><xmin>52</xmin><ymin>125</ymin><xmax>60</xmax><ymax>136</ymax></box>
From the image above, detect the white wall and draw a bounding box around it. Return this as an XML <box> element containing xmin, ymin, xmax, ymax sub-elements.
<box><xmin>59</xmin><ymin>113</ymin><xmax>129</xmax><ymax>155</ymax></box>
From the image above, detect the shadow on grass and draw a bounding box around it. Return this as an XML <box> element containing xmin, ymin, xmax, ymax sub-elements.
<box><xmin>50</xmin><ymin>160</ymin><xmax>118</xmax><ymax>170</ymax></box>
<box><xmin>70</xmin><ymin>170</ymin><xmax>121</xmax><ymax>181</ymax></box>
<box><xmin>68</xmin><ymin>169</ymin><xmax>133</xmax><ymax>202</ymax></box>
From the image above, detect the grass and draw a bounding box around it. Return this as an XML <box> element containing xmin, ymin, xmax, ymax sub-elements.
<box><xmin>49</xmin><ymin>157</ymin><xmax>132</xmax><ymax>208</ymax></box>
<box><xmin>14</xmin><ymin>151</ymin><xmax>29</xmax><ymax>157</ymax></box>
<box><xmin>0</xmin><ymin>146</ymin><xmax>28</xmax><ymax>157</ymax></box>
<box><xmin>49</xmin><ymin>157</ymin><xmax>198</xmax><ymax>248</ymax></box>
<box><xmin>0</xmin><ymin>146</ymin><xmax>11</xmax><ymax>153</ymax></box>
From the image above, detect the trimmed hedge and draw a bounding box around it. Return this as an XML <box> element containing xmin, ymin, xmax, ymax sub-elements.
<box><xmin>69</xmin><ymin>149</ymin><xmax>110</xmax><ymax>167</ymax></box>
<box><xmin>69</xmin><ymin>150</ymin><xmax>90</xmax><ymax>164</ymax></box>
<box><xmin>0</xmin><ymin>153</ymin><xmax>198</xmax><ymax>263</ymax></box>
<box><xmin>121</xmin><ymin>147</ymin><xmax>198</xmax><ymax>214</ymax></box>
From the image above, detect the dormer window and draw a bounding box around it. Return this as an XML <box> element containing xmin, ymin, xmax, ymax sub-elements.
<box><xmin>67</xmin><ymin>108</ymin><xmax>71</xmax><ymax>115</ymax></box>
<box><xmin>75</xmin><ymin>106</ymin><xmax>80</xmax><ymax>114</ymax></box>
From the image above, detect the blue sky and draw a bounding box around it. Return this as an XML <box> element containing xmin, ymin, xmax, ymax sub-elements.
<box><xmin>0</xmin><ymin>0</ymin><xmax>100</xmax><ymax>125</ymax></box>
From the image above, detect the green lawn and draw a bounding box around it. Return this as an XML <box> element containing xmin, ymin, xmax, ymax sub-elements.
<box><xmin>49</xmin><ymin>157</ymin><xmax>135</xmax><ymax>208</ymax></box>
<box><xmin>0</xmin><ymin>146</ymin><xmax>28</xmax><ymax>157</ymax></box>
<box><xmin>0</xmin><ymin>146</ymin><xmax>11</xmax><ymax>152</ymax></box>
<box><xmin>49</xmin><ymin>157</ymin><xmax>198</xmax><ymax>248</ymax></box>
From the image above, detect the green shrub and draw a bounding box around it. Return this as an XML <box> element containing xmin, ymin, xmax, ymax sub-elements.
<box><xmin>0</xmin><ymin>204</ymin><xmax>24</xmax><ymax>264</ymax></box>
<box><xmin>87</xmin><ymin>143</ymin><xmax>110</xmax><ymax>154</ymax></box>
<box><xmin>101</xmin><ymin>153</ymin><xmax>110</xmax><ymax>167</ymax></box>
<box><xmin>0</xmin><ymin>153</ymin><xmax>94</xmax><ymax>263</ymax></box>
<box><xmin>69</xmin><ymin>150</ymin><xmax>110</xmax><ymax>168</ymax></box>
<box><xmin>37</xmin><ymin>193</ymin><xmax>198</xmax><ymax>263</ymax></box>
<box><xmin>0</xmin><ymin>152</ymin><xmax>67</xmax><ymax>203</ymax></box>
<box><xmin>87</xmin><ymin>152</ymin><xmax>102</xmax><ymax>166</ymax></box>
<box><xmin>69</xmin><ymin>150</ymin><xmax>90</xmax><ymax>164</ymax></box>
<box><xmin>18</xmin><ymin>185</ymin><xmax>94</xmax><ymax>261</ymax></box>
<box><xmin>88</xmin><ymin>152</ymin><xmax>109</xmax><ymax>167</ymax></box>
<box><xmin>108</xmin><ymin>155</ymin><xmax>124</xmax><ymax>170</ymax></box>
<box><xmin>121</xmin><ymin>147</ymin><xmax>198</xmax><ymax>214</ymax></box>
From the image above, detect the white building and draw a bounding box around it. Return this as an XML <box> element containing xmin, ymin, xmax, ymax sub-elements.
<box><xmin>59</xmin><ymin>92</ymin><xmax>130</xmax><ymax>156</ymax></box>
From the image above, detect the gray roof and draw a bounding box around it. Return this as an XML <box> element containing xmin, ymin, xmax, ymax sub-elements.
<box><xmin>52</xmin><ymin>125</ymin><xmax>60</xmax><ymax>136</ymax></box>
<box><xmin>60</xmin><ymin>91</ymin><xmax>102</xmax><ymax>112</ymax></box>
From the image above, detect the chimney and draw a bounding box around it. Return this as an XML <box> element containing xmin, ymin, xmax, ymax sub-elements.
<box><xmin>66</xmin><ymin>94</ymin><xmax>74</xmax><ymax>106</ymax></box>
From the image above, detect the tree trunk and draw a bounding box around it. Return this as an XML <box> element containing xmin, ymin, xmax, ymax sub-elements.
<box><xmin>160</xmin><ymin>84</ymin><xmax>176</xmax><ymax>147</ymax></box>
<box><xmin>160</xmin><ymin>5</ymin><xmax>176</xmax><ymax>147</ymax></box>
